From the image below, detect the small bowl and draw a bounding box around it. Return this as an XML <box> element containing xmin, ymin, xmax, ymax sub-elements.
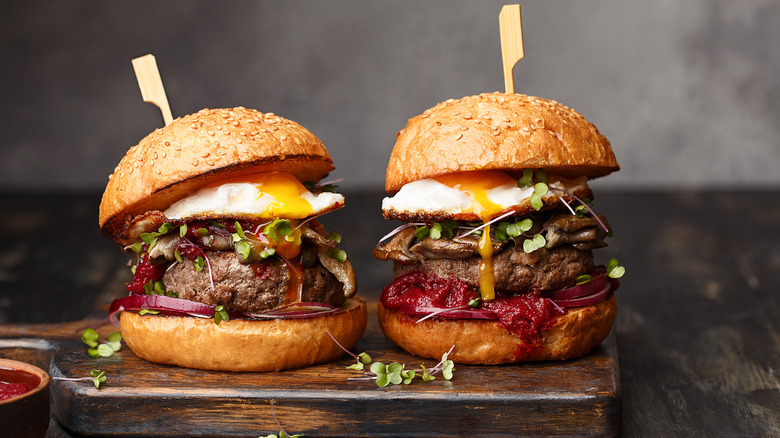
<box><xmin>0</xmin><ymin>358</ymin><xmax>50</xmax><ymax>438</ymax></box>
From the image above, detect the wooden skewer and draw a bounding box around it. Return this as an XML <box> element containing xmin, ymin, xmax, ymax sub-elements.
<box><xmin>499</xmin><ymin>4</ymin><xmax>524</xmax><ymax>94</ymax></box>
<box><xmin>131</xmin><ymin>54</ymin><xmax>173</xmax><ymax>126</ymax></box>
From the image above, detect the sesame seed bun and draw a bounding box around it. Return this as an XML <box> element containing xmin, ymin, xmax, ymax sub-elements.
<box><xmin>99</xmin><ymin>107</ymin><xmax>334</xmax><ymax>241</ymax></box>
<box><xmin>385</xmin><ymin>92</ymin><xmax>619</xmax><ymax>193</ymax></box>
<box><xmin>121</xmin><ymin>297</ymin><xmax>367</xmax><ymax>372</ymax></box>
<box><xmin>377</xmin><ymin>295</ymin><xmax>616</xmax><ymax>364</ymax></box>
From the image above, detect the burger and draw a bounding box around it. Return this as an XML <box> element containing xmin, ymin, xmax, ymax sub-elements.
<box><xmin>100</xmin><ymin>107</ymin><xmax>366</xmax><ymax>372</ymax></box>
<box><xmin>373</xmin><ymin>92</ymin><xmax>624</xmax><ymax>364</ymax></box>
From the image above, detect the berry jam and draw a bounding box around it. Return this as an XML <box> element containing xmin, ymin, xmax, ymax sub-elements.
<box><xmin>126</xmin><ymin>252</ymin><xmax>167</xmax><ymax>294</ymax></box>
<box><xmin>381</xmin><ymin>271</ymin><xmax>564</xmax><ymax>352</ymax></box>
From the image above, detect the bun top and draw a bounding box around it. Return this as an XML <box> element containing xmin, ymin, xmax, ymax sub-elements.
<box><xmin>99</xmin><ymin>107</ymin><xmax>334</xmax><ymax>238</ymax></box>
<box><xmin>385</xmin><ymin>92</ymin><xmax>619</xmax><ymax>193</ymax></box>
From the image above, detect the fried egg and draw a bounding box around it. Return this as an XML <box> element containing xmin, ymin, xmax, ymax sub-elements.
<box><xmin>382</xmin><ymin>170</ymin><xmax>589</xmax><ymax>301</ymax></box>
<box><xmin>382</xmin><ymin>170</ymin><xmax>587</xmax><ymax>221</ymax></box>
<box><xmin>164</xmin><ymin>171</ymin><xmax>344</xmax><ymax>220</ymax></box>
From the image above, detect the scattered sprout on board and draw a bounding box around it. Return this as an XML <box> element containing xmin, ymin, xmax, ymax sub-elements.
<box><xmin>82</xmin><ymin>328</ymin><xmax>122</xmax><ymax>358</ymax></box>
<box><xmin>326</xmin><ymin>331</ymin><xmax>455</xmax><ymax>387</ymax></box>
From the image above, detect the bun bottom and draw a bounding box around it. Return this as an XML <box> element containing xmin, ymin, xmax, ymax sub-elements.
<box><xmin>121</xmin><ymin>297</ymin><xmax>367</xmax><ymax>372</ymax></box>
<box><xmin>378</xmin><ymin>295</ymin><xmax>616</xmax><ymax>364</ymax></box>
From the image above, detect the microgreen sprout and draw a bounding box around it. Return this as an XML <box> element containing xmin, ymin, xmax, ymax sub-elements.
<box><xmin>258</xmin><ymin>400</ymin><xmax>303</xmax><ymax>438</ymax></box>
<box><xmin>214</xmin><ymin>305</ymin><xmax>230</xmax><ymax>325</ymax></box>
<box><xmin>326</xmin><ymin>248</ymin><xmax>348</xmax><ymax>263</ymax></box>
<box><xmin>143</xmin><ymin>279</ymin><xmax>178</xmax><ymax>298</ymax></box>
<box><xmin>576</xmin><ymin>274</ymin><xmax>592</xmax><ymax>285</ymax></box>
<box><xmin>607</xmin><ymin>258</ymin><xmax>626</xmax><ymax>279</ymax></box>
<box><xmin>326</xmin><ymin>331</ymin><xmax>455</xmax><ymax>387</ymax></box>
<box><xmin>138</xmin><ymin>309</ymin><xmax>159</xmax><ymax>316</ymax></box>
<box><xmin>413</xmin><ymin>220</ymin><xmax>458</xmax><ymax>241</ymax></box>
<box><xmin>522</xmin><ymin>234</ymin><xmax>546</xmax><ymax>253</ymax></box>
<box><xmin>264</xmin><ymin>218</ymin><xmax>293</xmax><ymax>243</ymax></box>
<box><xmin>194</xmin><ymin>256</ymin><xmax>205</xmax><ymax>272</ymax></box>
<box><xmin>53</xmin><ymin>369</ymin><xmax>108</xmax><ymax>389</ymax></box>
<box><xmin>494</xmin><ymin>217</ymin><xmax>534</xmax><ymax>243</ymax></box>
<box><xmin>325</xmin><ymin>232</ymin><xmax>348</xmax><ymax>263</ymax></box>
<box><xmin>82</xmin><ymin>328</ymin><xmax>122</xmax><ymax>358</ymax></box>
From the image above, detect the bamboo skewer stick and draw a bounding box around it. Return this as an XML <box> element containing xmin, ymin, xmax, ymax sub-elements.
<box><xmin>499</xmin><ymin>4</ymin><xmax>524</xmax><ymax>94</ymax></box>
<box><xmin>131</xmin><ymin>54</ymin><xmax>173</xmax><ymax>126</ymax></box>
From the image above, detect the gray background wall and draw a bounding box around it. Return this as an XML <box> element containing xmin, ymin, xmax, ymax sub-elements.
<box><xmin>1</xmin><ymin>0</ymin><xmax>778</xmax><ymax>193</ymax></box>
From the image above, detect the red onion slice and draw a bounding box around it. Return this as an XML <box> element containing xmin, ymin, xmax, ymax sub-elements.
<box><xmin>551</xmin><ymin>282</ymin><xmax>613</xmax><ymax>308</ymax></box>
<box><xmin>109</xmin><ymin>294</ymin><xmax>338</xmax><ymax>326</ymax></box>
<box><xmin>545</xmin><ymin>272</ymin><xmax>609</xmax><ymax>301</ymax></box>
<box><xmin>396</xmin><ymin>304</ymin><xmax>498</xmax><ymax>321</ymax></box>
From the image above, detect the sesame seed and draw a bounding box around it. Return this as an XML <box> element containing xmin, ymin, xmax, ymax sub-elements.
<box><xmin>192</xmin><ymin>158</ymin><xmax>199</xmax><ymax>166</ymax></box>
<box><xmin>280</xmin><ymin>134</ymin><xmax>287</xmax><ymax>140</ymax></box>
<box><xmin>153</xmin><ymin>152</ymin><xmax>158</xmax><ymax>159</ymax></box>
<box><xmin>232</xmin><ymin>120</ymin><xmax>240</xmax><ymax>127</ymax></box>
<box><xmin>201</xmin><ymin>152</ymin><xmax>210</xmax><ymax>158</ymax></box>
<box><xmin>174</xmin><ymin>146</ymin><xmax>181</xmax><ymax>151</ymax></box>
<box><xmin>155</xmin><ymin>168</ymin><xmax>161</xmax><ymax>175</ymax></box>
<box><xmin>162</xmin><ymin>151</ymin><xmax>167</xmax><ymax>158</ymax></box>
<box><xmin>455</xmin><ymin>133</ymin><xmax>463</xmax><ymax>140</ymax></box>
<box><xmin>164</xmin><ymin>141</ymin><xmax>171</xmax><ymax>146</ymax></box>
<box><xmin>208</xmin><ymin>131</ymin><xmax>215</xmax><ymax>136</ymax></box>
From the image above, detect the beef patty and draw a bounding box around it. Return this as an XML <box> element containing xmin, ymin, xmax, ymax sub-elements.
<box><xmin>163</xmin><ymin>251</ymin><xmax>346</xmax><ymax>313</ymax></box>
<box><xmin>393</xmin><ymin>245</ymin><xmax>593</xmax><ymax>294</ymax></box>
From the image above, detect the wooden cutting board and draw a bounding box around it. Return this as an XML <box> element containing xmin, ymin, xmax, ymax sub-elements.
<box><xmin>0</xmin><ymin>303</ymin><xmax>620</xmax><ymax>437</ymax></box>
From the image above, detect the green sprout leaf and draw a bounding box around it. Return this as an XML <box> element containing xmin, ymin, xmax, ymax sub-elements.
<box><xmin>91</xmin><ymin>369</ymin><xmax>107</xmax><ymax>389</ymax></box>
<box><xmin>194</xmin><ymin>256</ymin><xmax>205</xmax><ymax>272</ymax></box>
<box><xmin>523</xmin><ymin>234</ymin><xmax>546</xmax><ymax>253</ymax></box>
<box><xmin>607</xmin><ymin>258</ymin><xmax>626</xmax><ymax>279</ymax></box>
<box><xmin>414</xmin><ymin>225</ymin><xmax>429</xmax><ymax>240</ymax></box>
<box><xmin>576</xmin><ymin>274</ymin><xmax>592</xmax><ymax>285</ymax></box>
<box><xmin>107</xmin><ymin>331</ymin><xmax>122</xmax><ymax>352</ymax></box>
<box><xmin>96</xmin><ymin>344</ymin><xmax>114</xmax><ymax>357</ymax></box>
<box><xmin>357</xmin><ymin>352</ymin><xmax>372</xmax><ymax>365</ymax></box>
<box><xmin>263</xmin><ymin>218</ymin><xmax>293</xmax><ymax>243</ymax></box>
<box><xmin>236</xmin><ymin>241</ymin><xmax>252</xmax><ymax>261</ymax></box>
<box><xmin>327</xmin><ymin>248</ymin><xmax>347</xmax><ymax>263</ymax></box>
<box><xmin>517</xmin><ymin>168</ymin><xmax>534</xmax><ymax>188</ymax></box>
<box><xmin>179</xmin><ymin>223</ymin><xmax>188</xmax><ymax>237</ymax></box>
<box><xmin>81</xmin><ymin>328</ymin><xmax>99</xmax><ymax>348</ymax></box>
<box><xmin>214</xmin><ymin>305</ymin><xmax>230</xmax><ymax>325</ymax></box>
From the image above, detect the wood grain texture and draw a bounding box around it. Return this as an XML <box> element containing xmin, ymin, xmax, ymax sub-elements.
<box><xmin>1</xmin><ymin>306</ymin><xmax>619</xmax><ymax>437</ymax></box>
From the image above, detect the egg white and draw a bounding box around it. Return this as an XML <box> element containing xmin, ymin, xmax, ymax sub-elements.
<box><xmin>382</xmin><ymin>174</ymin><xmax>588</xmax><ymax>219</ymax></box>
<box><xmin>164</xmin><ymin>181</ymin><xmax>344</xmax><ymax>220</ymax></box>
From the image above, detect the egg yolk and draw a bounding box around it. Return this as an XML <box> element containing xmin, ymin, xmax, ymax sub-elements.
<box><xmin>251</xmin><ymin>172</ymin><xmax>314</xmax><ymax>218</ymax></box>
<box><xmin>434</xmin><ymin>170</ymin><xmax>518</xmax><ymax>301</ymax></box>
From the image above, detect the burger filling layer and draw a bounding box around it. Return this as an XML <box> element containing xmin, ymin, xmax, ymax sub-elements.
<box><xmin>112</xmin><ymin>172</ymin><xmax>355</xmax><ymax>324</ymax></box>
<box><xmin>374</xmin><ymin>169</ymin><xmax>623</xmax><ymax>351</ymax></box>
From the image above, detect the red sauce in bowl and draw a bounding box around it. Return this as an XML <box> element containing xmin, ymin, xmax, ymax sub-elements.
<box><xmin>0</xmin><ymin>368</ymin><xmax>39</xmax><ymax>401</ymax></box>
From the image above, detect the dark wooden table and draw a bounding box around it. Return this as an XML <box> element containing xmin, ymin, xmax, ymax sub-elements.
<box><xmin>1</xmin><ymin>190</ymin><xmax>778</xmax><ymax>436</ymax></box>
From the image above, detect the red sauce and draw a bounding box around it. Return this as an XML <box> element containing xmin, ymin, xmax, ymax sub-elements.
<box><xmin>381</xmin><ymin>271</ymin><xmax>564</xmax><ymax>354</ymax></box>
<box><xmin>126</xmin><ymin>252</ymin><xmax>167</xmax><ymax>293</ymax></box>
<box><xmin>0</xmin><ymin>368</ymin><xmax>38</xmax><ymax>401</ymax></box>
